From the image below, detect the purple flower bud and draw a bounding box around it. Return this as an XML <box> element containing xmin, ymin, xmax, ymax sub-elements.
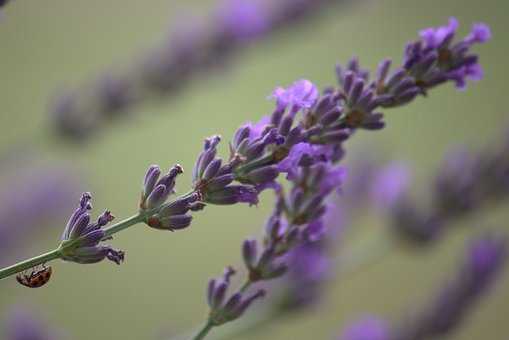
<box><xmin>242</xmin><ymin>239</ymin><xmax>258</xmax><ymax>269</ymax></box>
<box><xmin>210</xmin><ymin>282</ymin><xmax>228</xmax><ymax>310</ymax></box>
<box><xmin>207</xmin><ymin>174</ymin><xmax>235</xmax><ymax>192</ymax></box>
<box><xmin>60</xmin><ymin>193</ymin><xmax>124</xmax><ymax>265</ymax></box>
<box><xmin>245</xmin><ymin>165</ymin><xmax>279</xmax><ymax>184</ymax></box>
<box><xmin>202</xmin><ymin>159</ymin><xmax>222</xmax><ymax>181</ymax></box>
<box><xmin>207</xmin><ymin>279</ymin><xmax>217</xmax><ymax>307</ymax></box>
<box><xmin>465</xmin><ymin>22</ymin><xmax>491</xmax><ymax>44</ymax></box>
<box><xmin>204</xmin><ymin>185</ymin><xmax>258</xmax><ymax>205</ymax></box>
<box><xmin>375</xmin><ymin>59</ymin><xmax>392</xmax><ymax>87</ymax></box>
<box><xmin>277</xmin><ymin>143</ymin><xmax>336</xmax><ymax>179</ymax></box>
<box><xmin>146</xmin><ymin>184</ymin><xmax>168</xmax><ymax>209</ymax></box>
<box><xmin>419</xmin><ymin>17</ymin><xmax>458</xmax><ymax>49</ymax></box>
<box><xmin>270</xmin><ymin>79</ymin><xmax>319</xmax><ymax>112</ymax></box>
<box><xmin>391</xmin><ymin>234</ymin><xmax>507</xmax><ymax>340</ymax></box>
<box><xmin>68</xmin><ymin>213</ymin><xmax>91</xmax><ymax>240</ymax></box>
<box><xmin>140</xmin><ymin>164</ymin><xmax>183</xmax><ymax>210</ymax></box>
<box><xmin>231</xmin><ymin>289</ymin><xmax>266</xmax><ymax>317</ymax></box>
<box><xmin>222</xmin><ymin>293</ymin><xmax>242</xmax><ymax>317</ymax></box>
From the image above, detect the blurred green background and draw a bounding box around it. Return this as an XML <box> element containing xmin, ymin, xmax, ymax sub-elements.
<box><xmin>0</xmin><ymin>0</ymin><xmax>508</xmax><ymax>339</ymax></box>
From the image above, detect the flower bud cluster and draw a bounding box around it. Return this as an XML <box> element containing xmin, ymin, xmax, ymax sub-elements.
<box><xmin>392</xmin><ymin>125</ymin><xmax>509</xmax><ymax>244</ymax></box>
<box><xmin>60</xmin><ymin>193</ymin><xmax>124</xmax><ymax>265</ymax></box>
<box><xmin>339</xmin><ymin>234</ymin><xmax>508</xmax><ymax>340</ymax></box>
<box><xmin>206</xmin><ymin>266</ymin><xmax>266</xmax><ymax>326</ymax></box>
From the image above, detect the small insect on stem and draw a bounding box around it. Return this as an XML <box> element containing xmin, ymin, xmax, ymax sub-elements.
<box><xmin>16</xmin><ymin>264</ymin><xmax>53</xmax><ymax>288</ymax></box>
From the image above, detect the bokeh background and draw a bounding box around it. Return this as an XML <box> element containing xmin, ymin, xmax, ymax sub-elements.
<box><xmin>0</xmin><ymin>0</ymin><xmax>508</xmax><ymax>339</ymax></box>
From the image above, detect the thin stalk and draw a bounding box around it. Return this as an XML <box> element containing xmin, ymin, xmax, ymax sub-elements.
<box><xmin>0</xmin><ymin>212</ymin><xmax>147</xmax><ymax>281</ymax></box>
<box><xmin>0</xmin><ymin>248</ymin><xmax>61</xmax><ymax>280</ymax></box>
<box><xmin>102</xmin><ymin>212</ymin><xmax>146</xmax><ymax>239</ymax></box>
<box><xmin>192</xmin><ymin>321</ymin><xmax>214</xmax><ymax>340</ymax></box>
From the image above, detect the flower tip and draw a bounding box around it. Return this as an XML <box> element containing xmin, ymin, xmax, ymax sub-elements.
<box><xmin>471</xmin><ymin>22</ymin><xmax>492</xmax><ymax>43</ymax></box>
<box><xmin>448</xmin><ymin>16</ymin><xmax>459</xmax><ymax>30</ymax></box>
<box><xmin>174</xmin><ymin>163</ymin><xmax>184</xmax><ymax>174</ymax></box>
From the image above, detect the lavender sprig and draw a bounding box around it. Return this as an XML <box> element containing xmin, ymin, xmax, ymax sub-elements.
<box><xmin>339</xmin><ymin>234</ymin><xmax>508</xmax><ymax>340</ymax></box>
<box><xmin>392</xmin><ymin>126</ymin><xmax>509</xmax><ymax>244</ymax></box>
<box><xmin>0</xmin><ymin>19</ymin><xmax>488</xmax><ymax>294</ymax></box>
<box><xmin>188</xmin><ymin>18</ymin><xmax>490</xmax><ymax>339</ymax></box>
<box><xmin>50</xmin><ymin>0</ymin><xmax>352</xmax><ymax>141</ymax></box>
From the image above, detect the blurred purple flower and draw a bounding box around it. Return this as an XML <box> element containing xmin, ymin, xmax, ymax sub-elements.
<box><xmin>0</xmin><ymin>166</ymin><xmax>80</xmax><ymax>265</ymax></box>
<box><xmin>370</xmin><ymin>162</ymin><xmax>410</xmax><ymax>211</ymax></box>
<box><xmin>339</xmin><ymin>234</ymin><xmax>507</xmax><ymax>340</ymax></box>
<box><xmin>282</xmin><ymin>241</ymin><xmax>331</xmax><ymax>308</ymax></box>
<box><xmin>392</xmin><ymin>234</ymin><xmax>507</xmax><ymax>340</ymax></box>
<box><xmin>217</xmin><ymin>0</ymin><xmax>269</xmax><ymax>40</ymax></box>
<box><xmin>4</xmin><ymin>306</ymin><xmax>60</xmax><ymax>340</ymax></box>
<box><xmin>340</xmin><ymin>316</ymin><xmax>391</xmax><ymax>340</ymax></box>
<box><xmin>419</xmin><ymin>17</ymin><xmax>459</xmax><ymax>49</ymax></box>
<box><xmin>50</xmin><ymin>0</ymin><xmax>349</xmax><ymax>142</ymax></box>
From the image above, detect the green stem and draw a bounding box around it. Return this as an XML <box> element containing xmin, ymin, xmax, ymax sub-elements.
<box><xmin>192</xmin><ymin>321</ymin><xmax>214</xmax><ymax>340</ymax></box>
<box><xmin>102</xmin><ymin>212</ymin><xmax>146</xmax><ymax>239</ymax></box>
<box><xmin>0</xmin><ymin>212</ymin><xmax>148</xmax><ymax>281</ymax></box>
<box><xmin>0</xmin><ymin>248</ymin><xmax>62</xmax><ymax>281</ymax></box>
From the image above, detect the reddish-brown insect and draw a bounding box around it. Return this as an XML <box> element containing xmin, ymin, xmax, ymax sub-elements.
<box><xmin>16</xmin><ymin>264</ymin><xmax>52</xmax><ymax>288</ymax></box>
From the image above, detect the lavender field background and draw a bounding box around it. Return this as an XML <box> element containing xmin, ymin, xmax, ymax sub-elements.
<box><xmin>0</xmin><ymin>0</ymin><xmax>508</xmax><ymax>339</ymax></box>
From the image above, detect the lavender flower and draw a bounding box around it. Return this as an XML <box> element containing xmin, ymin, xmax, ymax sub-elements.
<box><xmin>4</xmin><ymin>306</ymin><xmax>60</xmax><ymax>340</ymax></box>
<box><xmin>341</xmin><ymin>316</ymin><xmax>391</xmax><ymax>340</ymax></box>
<box><xmin>279</xmin><ymin>241</ymin><xmax>331</xmax><ymax>309</ymax></box>
<box><xmin>217</xmin><ymin>0</ymin><xmax>269</xmax><ymax>41</ymax></box>
<box><xmin>193</xmin><ymin>135</ymin><xmax>260</xmax><ymax>205</ymax></box>
<box><xmin>140</xmin><ymin>164</ymin><xmax>184</xmax><ymax>210</ymax></box>
<box><xmin>238</xmin><ymin>161</ymin><xmax>345</xmax><ymax>302</ymax></box>
<box><xmin>392</xmin><ymin>124</ymin><xmax>509</xmax><ymax>244</ymax></box>
<box><xmin>0</xmin><ymin>166</ymin><xmax>80</xmax><ymax>266</ymax></box>
<box><xmin>206</xmin><ymin>267</ymin><xmax>266</xmax><ymax>326</ymax></box>
<box><xmin>392</xmin><ymin>234</ymin><xmax>507</xmax><ymax>340</ymax></box>
<box><xmin>271</xmin><ymin>79</ymin><xmax>320</xmax><ymax>114</ymax></box>
<box><xmin>339</xmin><ymin>234</ymin><xmax>508</xmax><ymax>340</ymax></box>
<box><xmin>59</xmin><ymin>193</ymin><xmax>124</xmax><ymax>264</ymax></box>
<box><xmin>49</xmin><ymin>0</ymin><xmax>351</xmax><ymax>141</ymax></box>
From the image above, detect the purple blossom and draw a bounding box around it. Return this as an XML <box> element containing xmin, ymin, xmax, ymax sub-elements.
<box><xmin>4</xmin><ymin>306</ymin><xmax>60</xmax><ymax>340</ymax></box>
<box><xmin>282</xmin><ymin>241</ymin><xmax>331</xmax><ymax>308</ymax></box>
<box><xmin>49</xmin><ymin>0</ymin><xmax>345</xmax><ymax>142</ymax></box>
<box><xmin>419</xmin><ymin>17</ymin><xmax>459</xmax><ymax>49</ymax></box>
<box><xmin>369</xmin><ymin>162</ymin><xmax>410</xmax><ymax>211</ymax></box>
<box><xmin>217</xmin><ymin>0</ymin><xmax>269</xmax><ymax>40</ymax></box>
<box><xmin>413</xmin><ymin>17</ymin><xmax>491</xmax><ymax>91</ymax></box>
<box><xmin>243</xmin><ymin>116</ymin><xmax>271</xmax><ymax>142</ymax></box>
<box><xmin>206</xmin><ymin>266</ymin><xmax>266</xmax><ymax>326</ymax></box>
<box><xmin>391</xmin><ymin>235</ymin><xmax>507</xmax><ymax>340</ymax></box>
<box><xmin>277</xmin><ymin>142</ymin><xmax>336</xmax><ymax>179</ymax></box>
<box><xmin>140</xmin><ymin>164</ymin><xmax>184</xmax><ymax>210</ymax></box>
<box><xmin>0</xmin><ymin>166</ymin><xmax>80</xmax><ymax>266</ymax></box>
<box><xmin>60</xmin><ymin>193</ymin><xmax>124</xmax><ymax>265</ymax></box>
<box><xmin>193</xmin><ymin>135</ymin><xmax>261</xmax><ymax>205</ymax></box>
<box><xmin>340</xmin><ymin>235</ymin><xmax>507</xmax><ymax>340</ymax></box>
<box><xmin>465</xmin><ymin>23</ymin><xmax>492</xmax><ymax>44</ymax></box>
<box><xmin>340</xmin><ymin>317</ymin><xmax>391</xmax><ymax>340</ymax></box>
<box><xmin>271</xmin><ymin>79</ymin><xmax>319</xmax><ymax>113</ymax></box>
